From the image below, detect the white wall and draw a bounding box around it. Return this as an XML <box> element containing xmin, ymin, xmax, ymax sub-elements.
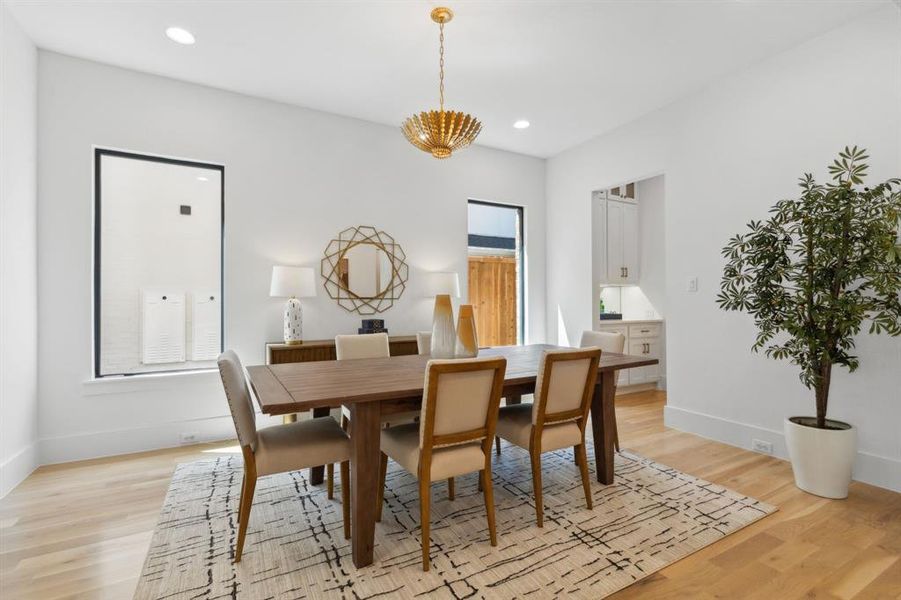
<box><xmin>36</xmin><ymin>52</ymin><xmax>546</xmax><ymax>464</ymax></box>
<box><xmin>547</xmin><ymin>7</ymin><xmax>901</xmax><ymax>491</ymax></box>
<box><xmin>636</xmin><ymin>175</ymin><xmax>665</xmax><ymax>318</ymax></box>
<box><xmin>0</xmin><ymin>8</ymin><xmax>39</xmax><ymax>497</ymax></box>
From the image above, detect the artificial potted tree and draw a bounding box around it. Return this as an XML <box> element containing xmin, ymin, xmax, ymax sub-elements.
<box><xmin>717</xmin><ymin>147</ymin><xmax>900</xmax><ymax>499</ymax></box>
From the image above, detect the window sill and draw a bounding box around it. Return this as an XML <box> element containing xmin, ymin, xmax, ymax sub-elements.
<box><xmin>82</xmin><ymin>368</ymin><xmax>220</xmax><ymax>396</ymax></box>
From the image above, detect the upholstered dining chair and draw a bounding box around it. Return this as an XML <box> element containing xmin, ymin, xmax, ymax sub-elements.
<box><xmin>416</xmin><ymin>331</ymin><xmax>431</xmax><ymax>355</ymax></box>
<box><xmin>495</xmin><ymin>347</ymin><xmax>601</xmax><ymax>527</ymax></box>
<box><xmin>580</xmin><ymin>330</ymin><xmax>625</xmax><ymax>451</ymax></box>
<box><xmin>217</xmin><ymin>350</ymin><xmax>351</xmax><ymax>562</ymax></box>
<box><xmin>334</xmin><ymin>333</ymin><xmax>422</xmax><ymax>495</ymax></box>
<box><xmin>377</xmin><ymin>356</ymin><xmax>507</xmax><ymax>571</ymax></box>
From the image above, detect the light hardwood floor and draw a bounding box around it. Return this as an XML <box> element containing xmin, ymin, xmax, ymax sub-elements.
<box><xmin>1</xmin><ymin>391</ymin><xmax>898</xmax><ymax>599</ymax></box>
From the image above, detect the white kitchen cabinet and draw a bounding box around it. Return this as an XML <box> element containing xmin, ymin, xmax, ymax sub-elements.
<box><xmin>592</xmin><ymin>192</ymin><xmax>639</xmax><ymax>285</ymax></box>
<box><xmin>603</xmin><ymin>198</ymin><xmax>639</xmax><ymax>285</ymax></box>
<box><xmin>627</xmin><ymin>338</ymin><xmax>660</xmax><ymax>384</ymax></box>
<box><xmin>596</xmin><ymin>319</ymin><xmax>663</xmax><ymax>389</ymax></box>
<box><xmin>606</xmin><ymin>200</ymin><xmax>624</xmax><ymax>283</ymax></box>
<box><xmin>621</xmin><ymin>202</ymin><xmax>638</xmax><ymax>284</ymax></box>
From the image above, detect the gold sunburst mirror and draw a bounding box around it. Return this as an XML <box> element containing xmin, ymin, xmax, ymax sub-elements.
<box><xmin>321</xmin><ymin>226</ymin><xmax>408</xmax><ymax>314</ymax></box>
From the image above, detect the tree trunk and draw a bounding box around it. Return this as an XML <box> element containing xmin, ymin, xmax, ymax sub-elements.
<box><xmin>815</xmin><ymin>361</ymin><xmax>832</xmax><ymax>429</ymax></box>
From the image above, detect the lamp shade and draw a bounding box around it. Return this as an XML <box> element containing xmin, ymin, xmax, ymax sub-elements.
<box><xmin>270</xmin><ymin>266</ymin><xmax>316</xmax><ymax>298</ymax></box>
<box><xmin>423</xmin><ymin>271</ymin><xmax>460</xmax><ymax>298</ymax></box>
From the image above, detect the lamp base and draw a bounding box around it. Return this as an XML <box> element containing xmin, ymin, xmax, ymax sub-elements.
<box><xmin>283</xmin><ymin>297</ymin><xmax>303</xmax><ymax>345</ymax></box>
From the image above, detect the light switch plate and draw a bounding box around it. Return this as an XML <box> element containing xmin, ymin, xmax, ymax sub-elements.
<box><xmin>687</xmin><ymin>277</ymin><xmax>699</xmax><ymax>293</ymax></box>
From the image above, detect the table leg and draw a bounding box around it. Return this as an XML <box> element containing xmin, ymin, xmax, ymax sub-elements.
<box><xmin>589</xmin><ymin>372</ymin><xmax>616</xmax><ymax>484</ymax></box>
<box><xmin>350</xmin><ymin>401</ymin><xmax>380</xmax><ymax>568</ymax></box>
<box><xmin>308</xmin><ymin>407</ymin><xmax>330</xmax><ymax>484</ymax></box>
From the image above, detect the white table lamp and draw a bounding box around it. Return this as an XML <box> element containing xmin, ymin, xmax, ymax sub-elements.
<box><xmin>270</xmin><ymin>266</ymin><xmax>316</xmax><ymax>345</ymax></box>
<box><xmin>424</xmin><ymin>271</ymin><xmax>460</xmax><ymax>358</ymax></box>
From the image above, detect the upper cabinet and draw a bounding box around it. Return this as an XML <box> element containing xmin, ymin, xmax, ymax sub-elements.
<box><xmin>606</xmin><ymin>200</ymin><xmax>638</xmax><ymax>284</ymax></box>
<box><xmin>607</xmin><ymin>182</ymin><xmax>636</xmax><ymax>202</ymax></box>
<box><xmin>593</xmin><ymin>185</ymin><xmax>640</xmax><ymax>286</ymax></box>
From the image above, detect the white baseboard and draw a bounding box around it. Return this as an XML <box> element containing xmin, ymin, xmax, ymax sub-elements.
<box><xmin>664</xmin><ymin>405</ymin><xmax>901</xmax><ymax>493</ymax></box>
<box><xmin>39</xmin><ymin>412</ymin><xmax>284</xmax><ymax>467</ymax></box>
<box><xmin>0</xmin><ymin>442</ymin><xmax>38</xmax><ymax>499</ymax></box>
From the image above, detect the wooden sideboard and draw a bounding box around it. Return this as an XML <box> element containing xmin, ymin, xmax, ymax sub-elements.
<box><xmin>266</xmin><ymin>335</ymin><xmax>419</xmax><ymax>365</ymax></box>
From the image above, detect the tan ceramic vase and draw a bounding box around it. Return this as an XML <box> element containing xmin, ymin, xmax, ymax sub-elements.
<box><xmin>455</xmin><ymin>304</ymin><xmax>479</xmax><ymax>358</ymax></box>
<box><xmin>430</xmin><ymin>294</ymin><xmax>456</xmax><ymax>359</ymax></box>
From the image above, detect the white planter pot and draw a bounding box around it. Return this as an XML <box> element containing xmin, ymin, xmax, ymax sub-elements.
<box><xmin>783</xmin><ymin>417</ymin><xmax>857</xmax><ymax>499</ymax></box>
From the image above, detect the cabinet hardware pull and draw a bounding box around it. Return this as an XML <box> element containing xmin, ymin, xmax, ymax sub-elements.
<box><xmin>625</xmin><ymin>267</ymin><xmax>628</xmax><ymax>278</ymax></box>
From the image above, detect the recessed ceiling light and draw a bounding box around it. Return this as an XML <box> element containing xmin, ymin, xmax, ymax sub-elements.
<box><xmin>513</xmin><ymin>120</ymin><xmax>530</xmax><ymax>129</ymax></box>
<box><xmin>166</xmin><ymin>27</ymin><xmax>195</xmax><ymax>45</ymax></box>
<box><xmin>196</xmin><ymin>176</ymin><xmax>209</xmax><ymax>182</ymax></box>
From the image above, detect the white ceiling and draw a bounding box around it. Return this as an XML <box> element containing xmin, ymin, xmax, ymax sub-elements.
<box><xmin>5</xmin><ymin>0</ymin><xmax>888</xmax><ymax>157</ymax></box>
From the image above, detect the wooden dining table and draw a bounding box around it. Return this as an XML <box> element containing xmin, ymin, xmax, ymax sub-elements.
<box><xmin>245</xmin><ymin>343</ymin><xmax>658</xmax><ymax>568</ymax></box>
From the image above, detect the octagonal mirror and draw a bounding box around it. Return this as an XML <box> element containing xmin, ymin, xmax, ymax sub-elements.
<box><xmin>321</xmin><ymin>226</ymin><xmax>408</xmax><ymax>314</ymax></box>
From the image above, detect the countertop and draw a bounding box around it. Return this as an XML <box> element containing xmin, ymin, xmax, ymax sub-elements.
<box><xmin>596</xmin><ymin>318</ymin><xmax>663</xmax><ymax>324</ymax></box>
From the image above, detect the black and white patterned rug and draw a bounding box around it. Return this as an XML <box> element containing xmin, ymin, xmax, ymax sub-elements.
<box><xmin>134</xmin><ymin>444</ymin><xmax>775</xmax><ymax>599</ymax></box>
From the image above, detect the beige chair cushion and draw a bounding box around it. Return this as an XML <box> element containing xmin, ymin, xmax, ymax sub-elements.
<box><xmin>336</xmin><ymin>333</ymin><xmax>415</xmax><ymax>425</ymax></box>
<box><xmin>531</xmin><ymin>350</ymin><xmax>593</xmax><ymax>423</ymax></box>
<box><xmin>580</xmin><ymin>331</ymin><xmax>622</xmax><ymax>393</ymax></box>
<box><xmin>255</xmin><ymin>417</ymin><xmax>351</xmax><ymax>477</ymax></box>
<box><xmin>416</xmin><ymin>331</ymin><xmax>431</xmax><ymax>355</ymax></box>
<box><xmin>381</xmin><ymin>423</ymin><xmax>486</xmax><ymax>482</ymax></box>
<box><xmin>217</xmin><ymin>350</ymin><xmax>258</xmax><ymax>450</ymax></box>
<box><xmin>496</xmin><ymin>403</ymin><xmax>583</xmax><ymax>453</ymax></box>
<box><xmin>580</xmin><ymin>330</ymin><xmax>625</xmax><ymax>354</ymax></box>
<box><xmin>423</xmin><ymin>361</ymin><xmax>496</xmax><ymax>445</ymax></box>
<box><xmin>335</xmin><ymin>332</ymin><xmax>390</xmax><ymax>360</ymax></box>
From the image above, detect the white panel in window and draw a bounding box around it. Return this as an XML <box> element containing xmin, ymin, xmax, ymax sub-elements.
<box><xmin>142</xmin><ymin>290</ymin><xmax>186</xmax><ymax>364</ymax></box>
<box><xmin>191</xmin><ymin>291</ymin><xmax>220</xmax><ymax>361</ymax></box>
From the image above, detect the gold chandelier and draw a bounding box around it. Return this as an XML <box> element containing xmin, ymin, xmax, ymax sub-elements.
<box><xmin>402</xmin><ymin>7</ymin><xmax>481</xmax><ymax>159</ymax></box>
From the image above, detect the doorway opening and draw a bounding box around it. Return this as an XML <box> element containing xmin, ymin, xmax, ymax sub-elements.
<box><xmin>467</xmin><ymin>200</ymin><xmax>524</xmax><ymax>346</ymax></box>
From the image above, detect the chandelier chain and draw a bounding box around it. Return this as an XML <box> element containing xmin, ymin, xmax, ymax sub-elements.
<box><xmin>439</xmin><ymin>22</ymin><xmax>445</xmax><ymax>112</ymax></box>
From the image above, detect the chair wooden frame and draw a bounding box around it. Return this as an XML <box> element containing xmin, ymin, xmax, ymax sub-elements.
<box><xmin>218</xmin><ymin>349</ymin><xmax>351</xmax><ymax>563</ymax></box>
<box><xmin>236</xmin><ymin>445</ymin><xmax>350</xmax><ymax>562</ymax></box>
<box><xmin>579</xmin><ymin>331</ymin><xmax>625</xmax><ymax>451</ymax></box>
<box><xmin>378</xmin><ymin>357</ymin><xmax>507</xmax><ymax>571</ymax></box>
<box><xmin>500</xmin><ymin>348</ymin><xmax>601</xmax><ymax>527</ymax></box>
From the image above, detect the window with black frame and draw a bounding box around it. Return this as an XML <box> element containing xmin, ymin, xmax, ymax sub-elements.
<box><xmin>93</xmin><ymin>149</ymin><xmax>224</xmax><ymax>377</ymax></box>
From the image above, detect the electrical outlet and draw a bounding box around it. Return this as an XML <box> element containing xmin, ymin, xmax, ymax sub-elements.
<box><xmin>687</xmin><ymin>277</ymin><xmax>699</xmax><ymax>293</ymax></box>
<box><xmin>751</xmin><ymin>439</ymin><xmax>773</xmax><ymax>455</ymax></box>
<box><xmin>180</xmin><ymin>431</ymin><xmax>199</xmax><ymax>445</ymax></box>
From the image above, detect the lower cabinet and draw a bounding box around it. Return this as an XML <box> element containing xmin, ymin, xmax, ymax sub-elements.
<box><xmin>627</xmin><ymin>338</ymin><xmax>660</xmax><ymax>384</ymax></box>
<box><xmin>596</xmin><ymin>320</ymin><xmax>663</xmax><ymax>388</ymax></box>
